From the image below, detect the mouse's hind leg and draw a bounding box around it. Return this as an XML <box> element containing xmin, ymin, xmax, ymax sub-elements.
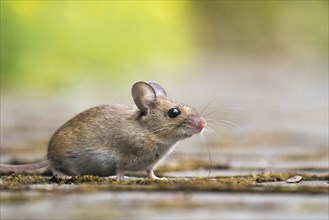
<box><xmin>52</xmin><ymin>169</ymin><xmax>69</xmax><ymax>177</ymax></box>
<box><xmin>108</xmin><ymin>170</ymin><xmax>129</xmax><ymax>181</ymax></box>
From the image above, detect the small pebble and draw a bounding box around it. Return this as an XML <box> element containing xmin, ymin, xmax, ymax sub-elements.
<box><xmin>286</xmin><ymin>175</ymin><xmax>303</xmax><ymax>183</ymax></box>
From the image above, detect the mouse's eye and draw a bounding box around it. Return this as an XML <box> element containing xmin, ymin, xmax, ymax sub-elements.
<box><xmin>168</xmin><ymin>108</ymin><xmax>181</xmax><ymax>118</ymax></box>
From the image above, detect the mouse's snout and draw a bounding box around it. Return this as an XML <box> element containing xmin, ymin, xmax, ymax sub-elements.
<box><xmin>189</xmin><ymin>116</ymin><xmax>206</xmax><ymax>134</ymax></box>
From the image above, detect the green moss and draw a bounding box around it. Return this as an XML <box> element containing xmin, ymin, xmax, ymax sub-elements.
<box><xmin>1</xmin><ymin>172</ymin><xmax>328</xmax><ymax>194</ymax></box>
<box><xmin>252</xmin><ymin>172</ymin><xmax>329</xmax><ymax>182</ymax></box>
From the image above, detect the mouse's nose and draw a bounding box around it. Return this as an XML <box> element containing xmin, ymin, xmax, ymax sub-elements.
<box><xmin>190</xmin><ymin>116</ymin><xmax>206</xmax><ymax>134</ymax></box>
<box><xmin>197</xmin><ymin>117</ymin><xmax>206</xmax><ymax>129</ymax></box>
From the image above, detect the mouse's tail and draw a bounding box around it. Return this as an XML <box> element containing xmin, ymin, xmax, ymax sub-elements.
<box><xmin>0</xmin><ymin>159</ymin><xmax>50</xmax><ymax>172</ymax></box>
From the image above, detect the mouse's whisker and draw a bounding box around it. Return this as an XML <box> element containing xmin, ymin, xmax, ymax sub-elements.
<box><xmin>203</xmin><ymin>126</ymin><xmax>218</xmax><ymax>138</ymax></box>
<box><xmin>199</xmin><ymin>97</ymin><xmax>218</xmax><ymax>117</ymax></box>
<box><xmin>206</xmin><ymin>119</ymin><xmax>243</xmax><ymax>131</ymax></box>
<box><xmin>203</xmin><ymin>107</ymin><xmax>246</xmax><ymax>118</ymax></box>
<box><xmin>199</xmin><ymin>132</ymin><xmax>212</xmax><ymax>178</ymax></box>
<box><xmin>149</xmin><ymin>123</ymin><xmax>176</xmax><ymax>132</ymax></box>
<box><xmin>148</xmin><ymin>123</ymin><xmax>178</xmax><ymax>135</ymax></box>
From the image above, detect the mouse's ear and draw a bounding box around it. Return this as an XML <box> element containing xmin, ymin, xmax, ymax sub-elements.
<box><xmin>148</xmin><ymin>82</ymin><xmax>167</xmax><ymax>98</ymax></box>
<box><xmin>132</xmin><ymin>81</ymin><xmax>156</xmax><ymax>115</ymax></box>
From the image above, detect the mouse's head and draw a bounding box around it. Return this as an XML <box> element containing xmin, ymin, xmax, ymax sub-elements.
<box><xmin>132</xmin><ymin>81</ymin><xmax>206</xmax><ymax>142</ymax></box>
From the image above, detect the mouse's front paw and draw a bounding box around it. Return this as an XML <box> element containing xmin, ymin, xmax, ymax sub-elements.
<box><xmin>146</xmin><ymin>169</ymin><xmax>167</xmax><ymax>180</ymax></box>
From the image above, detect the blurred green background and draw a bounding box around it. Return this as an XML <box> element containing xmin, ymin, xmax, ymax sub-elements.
<box><xmin>1</xmin><ymin>1</ymin><xmax>328</xmax><ymax>93</ymax></box>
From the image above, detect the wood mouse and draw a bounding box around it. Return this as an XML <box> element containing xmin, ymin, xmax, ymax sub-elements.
<box><xmin>0</xmin><ymin>81</ymin><xmax>206</xmax><ymax>180</ymax></box>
